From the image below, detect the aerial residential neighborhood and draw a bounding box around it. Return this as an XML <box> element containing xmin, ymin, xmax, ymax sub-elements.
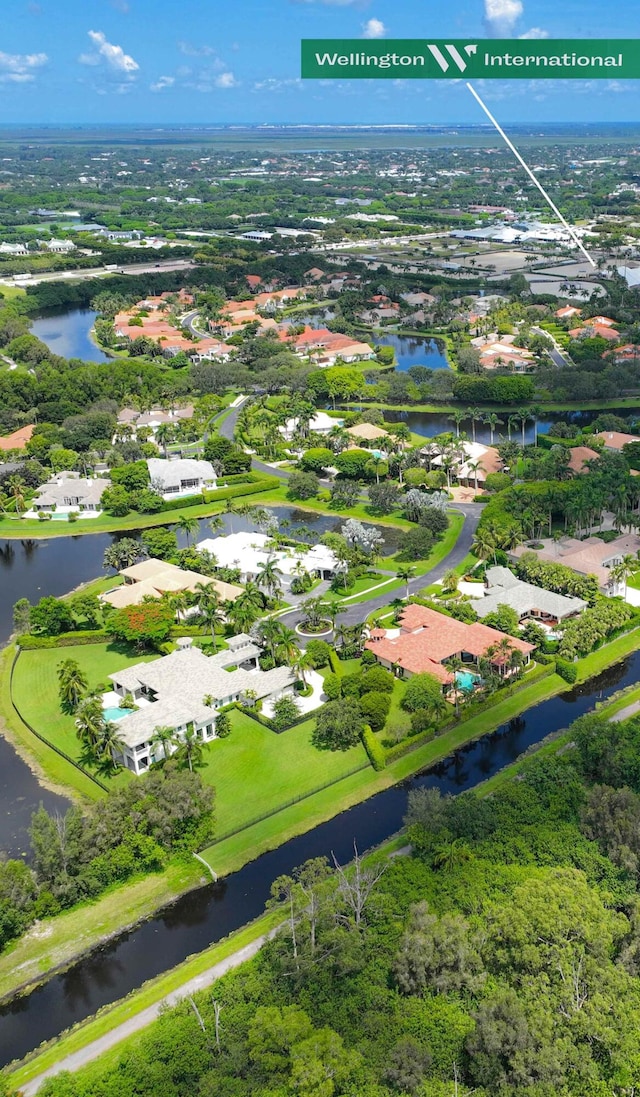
<box><xmin>2</xmin><ymin>1</ymin><xmax>640</xmax><ymax>1093</ymax></box>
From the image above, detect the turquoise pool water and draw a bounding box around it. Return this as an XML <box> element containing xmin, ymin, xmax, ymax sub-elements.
<box><xmin>455</xmin><ymin>670</ymin><xmax>478</xmax><ymax>693</ymax></box>
<box><xmin>103</xmin><ymin>706</ymin><xmax>133</xmax><ymax>722</ymax></box>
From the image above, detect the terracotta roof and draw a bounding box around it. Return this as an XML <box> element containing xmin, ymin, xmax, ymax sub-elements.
<box><xmin>365</xmin><ymin>604</ymin><xmax>533</xmax><ymax>680</ymax></box>
<box><xmin>0</xmin><ymin>425</ymin><xmax>35</xmax><ymax>451</ymax></box>
<box><xmin>346</xmin><ymin>422</ymin><xmax>389</xmax><ymax>441</ymax></box>
<box><xmin>594</xmin><ymin>431</ymin><xmax>640</xmax><ymax>451</ymax></box>
<box><xmin>567</xmin><ymin>446</ymin><xmax>598</xmax><ymax>474</ymax></box>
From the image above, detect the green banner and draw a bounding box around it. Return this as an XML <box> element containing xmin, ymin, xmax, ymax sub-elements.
<box><xmin>301</xmin><ymin>39</ymin><xmax>640</xmax><ymax>79</ymax></box>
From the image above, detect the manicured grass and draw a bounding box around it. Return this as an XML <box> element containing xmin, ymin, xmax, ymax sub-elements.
<box><xmin>0</xmin><ymin>478</ymin><xmax>279</xmax><ymax>539</ymax></box>
<box><xmin>201</xmin><ymin>709</ymin><xmax>368</xmax><ymax>841</ymax></box>
<box><xmin>575</xmin><ymin>627</ymin><xmax>640</xmax><ymax>681</ymax></box>
<box><xmin>0</xmin><ymin>648</ymin><xmax>106</xmax><ymax>804</ymax></box>
<box><xmin>11</xmin><ymin>643</ymin><xmax>157</xmax><ymax>788</ymax></box>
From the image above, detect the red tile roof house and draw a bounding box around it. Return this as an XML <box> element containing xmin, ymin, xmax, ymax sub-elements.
<box><xmin>365</xmin><ymin>605</ymin><xmax>534</xmax><ymax>695</ymax></box>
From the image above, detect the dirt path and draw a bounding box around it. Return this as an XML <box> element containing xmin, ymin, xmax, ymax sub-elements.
<box><xmin>20</xmin><ymin>932</ymin><xmax>271</xmax><ymax>1096</ymax></box>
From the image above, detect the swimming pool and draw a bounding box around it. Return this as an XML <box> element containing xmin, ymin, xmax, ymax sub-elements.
<box><xmin>102</xmin><ymin>706</ymin><xmax>133</xmax><ymax>722</ymax></box>
<box><xmin>455</xmin><ymin>670</ymin><xmax>479</xmax><ymax>693</ymax></box>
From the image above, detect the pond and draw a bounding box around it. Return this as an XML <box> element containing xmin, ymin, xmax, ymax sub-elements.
<box><xmin>371</xmin><ymin>333</ymin><xmax>449</xmax><ymax>372</ymax></box>
<box><xmin>0</xmin><ymin>650</ymin><xmax>636</xmax><ymax>1065</ymax></box>
<box><xmin>383</xmin><ymin>407</ymin><xmax>627</xmax><ymax>447</ymax></box>
<box><xmin>30</xmin><ymin>309</ymin><xmax>112</xmax><ymax>364</ymax></box>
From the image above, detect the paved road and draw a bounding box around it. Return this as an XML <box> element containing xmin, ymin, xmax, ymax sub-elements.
<box><xmin>21</xmin><ymin>933</ymin><xmax>272</xmax><ymax>1096</ymax></box>
<box><xmin>532</xmin><ymin>325</ymin><xmax>571</xmax><ymax>369</ymax></box>
<box><xmin>280</xmin><ymin>503</ymin><xmax>482</xmax><ymax>630</ymax></box>
<box><xmin>0</xmin><ymin>257</ymin><xmax>195</xmax><ymax>289</ymax></box>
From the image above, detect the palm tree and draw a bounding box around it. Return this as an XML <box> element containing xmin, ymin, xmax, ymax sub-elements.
<box><xmin>442</xmin><ymin>569</ymin><xmax>459</xmax><ymax>594</ymax></box>
<box><xmin>228</xmin><ymin>585</ymin><xmax>263</xmax><ymax>633</ymax></box>
<box><xmin>57</xmin><ymin>658</ymin><xmax>88</xmax><ymax>712</ymax></box>
<box><xmin>175</xmin><ymin>513</ymin><xmax>199</xmax><ymax>546</ymax></box>
<box><xmin>155</xmin><ymin>423</ymin><xmax>174</xmax><ymax>458</ymax></box>
<box><xmin>292</xmin><ymin>649</ymin><xmax>314</xmax><ymax>688</ymax></box>
<box><xmin>75</xmin><ymin>696</ymin><xmax>106</xmax><ymax>750</ymax></box>
<box><xmin>445</xmin><ymin>654</ymin><xmax>464</xmax><ymax>717</ymax></box>
<box><xmin>97</xmin><ymin>721</ymin><xmax>125</xmax><ymax>770</ymax></box>
<box><xmin>207</xmin><ymin>514</ymin><xmax>225</xmax><ymax>537</ymax></box>
<box><xmin>174</xmin><ymin>726</ymin><xmax>204</xmax><ymax>772</ymax></box>
<box><xmin>275</xmin><ymin>625</ymin><xmax>300</xmax><ymax>666</ymax></box>
<box><xmin>517</xmin><ymin>407</ymin><xmax>531</xmax><ymax>448</ymax></box>
<box><xmin>196</xmin><ymin>588</ymin><xmax>224</xmax><ymax>648</ymax></box>
<box><xmin>448</xmin><ymin>409</ymin><xmax>466</xmax><ymax>438</ymax></box>
<box><xmin>225</xmin><ymin>498</ymin><xmax>238</xmax><ymax>533</ymax></box>
<box><xmin>466</xmin><ymin>459</ymin><xmax>483</xmax><ymax>493</ymax></box>
<box><xmin>483</xmin><ymin>412</ymin><xmax>503</xmax><ymax>445</ymax></box>
<box><xmin>507</xmin><ymin>414</ymin><xmax>520</xmax><ymax>442</ymax></box>
<box><xmin>397</xmin><ymin>565</ymin><xmax>416</xmax><ymax>599</ymax></box>
<box><xmin>259</xmin><ymin>617</ymin><xmax>284</xmax><ymax>660</ymax></box>
<box><xmin>466</xmin><ymin>407</ymin><xmax>482</xmax><ymax>443</ymax></box>
<box><xmin>256</xmin><ymin>556</ymin><xmax>284</xmax><ymax>600</ymax></box>
<box><xmin>151</xmin><ymin>724</ymin><xmax>175</xmax><ymax>762</ymax></box>
<box><xmin>432</xmin><ymin>838</ymin><xmax>472</xmax><ymax>872</ymax></box>
<box><xmin>472</xmin><ymin>526</ymin><xmax>498</xmax><ymax>565</ymax></box>
<box><xmin>7</xmin><ymin>475</ymin><xmax>26</xmax><ymax>515</ymax></box>
<box><xmin>529</xmin><ymin>404</ymin><xmax>544</xmax><ymax>447</ymax></box>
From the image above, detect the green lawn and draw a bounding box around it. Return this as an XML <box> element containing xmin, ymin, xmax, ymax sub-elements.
<box><xmin>201</xmin><ymin>710</ymin><xmax>368</xmax><ymax>841</ymax></box>
<box><xmin>12</xmin><ymin>644</ymin><xmax>157</xmax><ymax>787</ymax></box>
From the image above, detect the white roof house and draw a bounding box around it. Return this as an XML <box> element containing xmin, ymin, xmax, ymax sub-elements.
<box><xmin>475</xmin><ymin>566</ymin><xmax>587</xmax><ymax>625</ymax></box>
<box><xmin>279</xmin><ymin>412</ymin><xmax>343</xmax><ymax>442</ymax></box>
<box><xmin>147</xmin><ymin>458</ymin><xmax>217</xmax><ymax>498</ymax></box>
<box><xmin>197</xmin><ymin>531</ymin><xmax>340</xmax><ymax>585</ymax></box>
<box><xmin>26</xmin><ymin>474</ymin><xmax>111</xmax><ymax>518</ymax></box>
<box><xmin>109</xmin><ymin>646</ymin><xmax>295</xmax><ymax>775</ymax></box>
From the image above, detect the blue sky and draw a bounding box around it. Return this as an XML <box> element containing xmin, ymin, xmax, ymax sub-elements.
<box><xmin>0</xmin><ymin>0</ymin><xmax>638</xmax><ymax>124</ymax></box>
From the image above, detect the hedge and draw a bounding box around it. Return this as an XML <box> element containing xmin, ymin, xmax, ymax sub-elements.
<box><xmin>556</xmin><ymin>657</ymin><xmax>578</xmax><ymax>683</ymax></box>
<box><xmin>18</xmin><ymin>628</ymin><xmax>108</xmax><ymax>649</ymax></box>
<box><xmin>329</xmin><ymin>651</ymin><xmax>342</xmax><ymax>676</ymax></box>
<box><xmin>362</xmin><ymin>725</ymin><xmax>386</xmax><ymax>770</ymax></box>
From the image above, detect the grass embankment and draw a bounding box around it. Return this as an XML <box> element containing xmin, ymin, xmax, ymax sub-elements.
<box><xmin>0</xmin><ymin>858</ymin><xmax>203</xmax><ymax>1006</ymax></box>
<box><xmin>200</xmin><ymin>667</ymin><xmax>567</xmax><ymax>879</ymax></box>
<box><xmin>0</xmin><ymin>477</ymin><xmax>278</xmax><ymax>539</ymax></box>
<box><xmin>10</xmin><ymin>643</ymin><xmax>157</xmax><ymax>792</ymax></box>
<box><xmin>0</xmin><ymin>647</ymin><xmax>107</xmax><ymax>803</ymax></box>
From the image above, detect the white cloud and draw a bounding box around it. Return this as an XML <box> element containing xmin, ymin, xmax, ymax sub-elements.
<box><xmin>519</xmin><ymin>26</ymin><xmax>549</xmax><ymax>39</ymax></box>
<box><xmin>253</xmin><ymin>77</ymin><xmax>303</xmax><ymax>92</ymax></box>
<box><xmin>362</xmin><ymin>17</ymin><xmax>385</xmax><ymax>38</ymax></box>
<box><xmin>150</xmin><ymin>75</ymin><xmax>175</xmax><ymax>91</ymax></box>
<box><xmin>177</xmin><ymin>41</ymin><xmax>216</xmax><ymax>57</ymax></box>
<box><xmin>82</xmin><ymin>30</ymin><xmax>139</xmax><ymax>74</ymax></box>
<box><xmin>214</xmin><ymin>71</ymin><xmax>238</xmax><ymax>88</ymax></box>
<box><xmin>484</xmin><ymin>0</ymin><xmax>523</xmax><ymax>35</ymax></box>
<box><xmin>0</xmin><ymin>49</ymin><xmax>47</xmax><ymax>83</ymax></box>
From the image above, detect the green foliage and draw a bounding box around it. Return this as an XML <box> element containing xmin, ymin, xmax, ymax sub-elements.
<box><xmin>287</xmin><ymin>471</ymin><xmax>320</xmax><ymax>501</ymax></box>
<box><xmin>106</xmin><ymin>600</ymin><xmax>175</xmax><ymax>648</ymax></box>
<box><xmin>359</xmin><ymin>690</ymin><xmax>391</xmax><ymax>731</ymax></box>
<box><xmin>305</xmin><ymin>640</ymin><xmax>332</xmax><ymax>669</ymax></box>
<box><xmin>555</xmin><ymin>656</ymin><xmax>578</xmax><ymax>683</ymax></box>
<box><xmin>313</xmin><ymin>698</ymin><xmax>365</xmax><ymax>751</ymax></box>
<box><xmin>402</xmin><ymin>673</ymin><xmax>445</xmax><ymax>714</ymax></box>
<box><xmin>361</xmin><ymin>724</ymin><xmax>386</xmax><ymax>770</ymax></box>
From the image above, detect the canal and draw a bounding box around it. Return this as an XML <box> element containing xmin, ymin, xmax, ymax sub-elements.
<box><xmin>0</xmin><ymin>649</ymin><xmax>636</xmax><ymax>1066</ymax></box>
<box><xmin>383</xmin><ymin>407</ymin><xmax>629</xmax><ymax>447</ymax></box>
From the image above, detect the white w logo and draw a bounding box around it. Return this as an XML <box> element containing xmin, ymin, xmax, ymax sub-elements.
<box><xmin>427</xmin><ymin>43</ymin><xmax>477</xmax><ymax>73</ymax></box>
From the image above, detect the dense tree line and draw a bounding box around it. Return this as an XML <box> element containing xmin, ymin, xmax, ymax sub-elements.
<box><xmin>32</xmin><ymin>707</ymin><xmax>640</xmax><ymax>1097</ymax></box>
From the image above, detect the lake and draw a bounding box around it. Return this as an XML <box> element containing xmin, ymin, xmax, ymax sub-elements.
<box><xmin>30</xmin><ymin>309</ymin><xmax>112</xmax><ymax>364</ymax></box>
<box><xmin>383</xmin><ymin>407</ymin><xmax>617</xmax><ymax>447</ymax></box>
<box><xmin>371</xmin><ymin>333</ymin><xmax>449</xmax><ymax>372</ymax></box>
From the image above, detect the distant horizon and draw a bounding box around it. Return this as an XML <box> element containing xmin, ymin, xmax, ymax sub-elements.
<box><xmin>0</xmin><ymin>120</ymin><xmax>638</xmax><ymax>130</ymax></box>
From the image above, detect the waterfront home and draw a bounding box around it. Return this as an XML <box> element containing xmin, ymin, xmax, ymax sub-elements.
<box><xmin>26</xmin><ymin>473</ymin><xmax>111</xmax><ymax>518</ymax></box>
<box><xmin>594</xmin><ymin>431</ymin><xmax>640</xmax><ymax>452</ymax></box>
<box><xmin>365</xmin><ymin>604</ymin><xmax>533</xmax><ymax>688</ymax></box>
<box><xmin>279</xmin><ymin>411</ymin><xmax>343</xmax><ymax>441</ymax></box>
<box><xmin>101</xmin><ymin>558</ymin><xmax>242</xmax><ymax>610</ymax></box>
<box><xmin>108</xmin><ymin>645</ymin><xmax>295</xmax><ymax>774</ymax></box>
<box><xmin>197</xmin><ymin>531</ymin><xmax>340</xmax><ymax>586</ymax></box>
<box><xmin>509</xmin><ymin>534</ymin><xmax>640</xmax><ymax>597</ymax></box>
<box><xmin>475</xmin><ymin>566</ymin><xmax>587</xmax><ymax>626</ymax></box>
<box><xmin>430</xmin><ymin>440</ymin><xmax>503</xmax><ymax>489</ymax></box>
<box><xmin>146</xmin><ymin>458</ymin><xmax>217</xmax><ymax>498</ymax></box>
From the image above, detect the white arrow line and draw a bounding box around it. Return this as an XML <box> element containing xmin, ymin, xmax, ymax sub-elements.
<box><xmin>465</xmin><ymin>81</ymin><xmax>596</xmax><ymax>268</ymax></box>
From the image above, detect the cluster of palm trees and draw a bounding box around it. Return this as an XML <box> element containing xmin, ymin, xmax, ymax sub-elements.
<box><xmin>149</xmin><ymin>723</ymin><xmax>205</xmax><ymax>772</ymax></box>
<box><xmin>448</xmin><ymin>406</ymin><xmax>544</xmax><ymax>448</ymax></box>
<box><xmin>57</xmin><ymin>659</ymin><xmax>124</xmax><ymax>772</ymax></box>
<box><xmin>258</xmin><ymin>618</ymin><xmax>314</xmax><ymax>686</ymax></box>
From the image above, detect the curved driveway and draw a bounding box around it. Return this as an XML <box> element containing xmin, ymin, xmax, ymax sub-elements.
<box><xmin>216</xmin><ymin>397</ymin><xmax>481</xmax><ymax>622</ymax></box>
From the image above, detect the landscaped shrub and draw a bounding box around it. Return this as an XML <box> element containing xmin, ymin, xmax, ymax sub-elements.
<box><xmin>359</xmin><ymin>666</ymin><xmax>395</xmax><ymax>695</ymax></box>
<box><xmin>306</xmin><ymin>640</ymin><xmax>332</xmax><ymax>669</ymax></box>
<box><xmin>556</xmin><ymin>658</ymin><xmax>578</xmax><ymax>683</ymax></box>
<box><xmin>361</xmin><ymin>649</ymin><xmax>377</xmax><ymax>666</ymax></box>
<box><xmin>361</xmin><ymin>725</ymin><xmax>386</xmax><ymax>771</ymax></box>
<box><xmin>359</xmin><ymin>691</ymin><xmax>392</xmax><ymax>732</ymax></box>
<box><xmin>322</xmin><ymin>673</ymin><xmax>342</xmax><ymax>701</ymax></box>
<box><xmin>328</xmin><ymin>650</ymin><xmax>342</xmax><ymax>675</ymax></box>
<box><xmin>410</xmin><ymin>708</ymin><xmax>436</xmax><ymax>736</ymax></box>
